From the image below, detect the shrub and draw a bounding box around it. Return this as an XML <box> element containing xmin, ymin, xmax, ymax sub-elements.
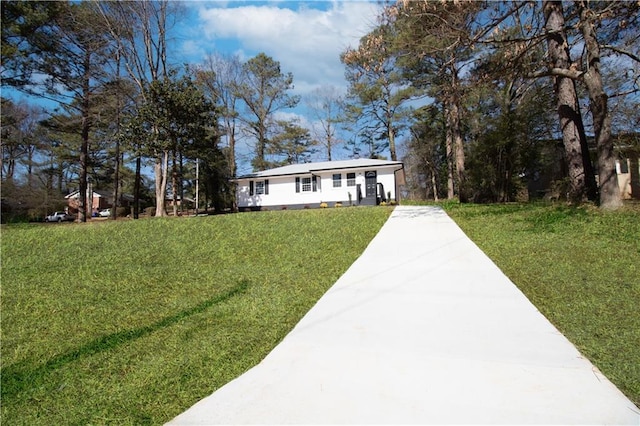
<box><xmin>320</xmin><ymin>202</ymin><xmax>328</xmax><ymax>209</ymax></box>
<box><xmin>334</xmin><ymin>202</ymin><xmax>342</xmax><ymax>208</ymax></box>
<box><xmin>144</xmin><ymin>207</ymin><xmax>155</xmax><ymax>217</ymax></box>
<box><xmin>116</xmin><ymin>207</ymin><xmax>128</xmax><ymax>218</ymax></box>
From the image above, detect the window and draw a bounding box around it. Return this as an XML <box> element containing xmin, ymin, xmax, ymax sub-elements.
<box><xmin>295</xmin><ymin>176</ymin><xmax>317</xmax><ymax>192</ymax></box>
<box><xmin>619</xmin><ymin>158</ymin><xmax>629</xmax><ymax>174</ymax></box>
<box><xmin>302</xmin><ymin>177</ymin><xmax>312</xmax><ymax>192</ymax></box>
<box><xmin>333</xmin><ymin>173</ymin><xmax>342</xmax><ymax>188</ymax></box>
<box><xmin>347</xmin><ymin>172</ymin><xmax>356</xmax><ymax>187</ymax></box>
<box><xmin>250</xmin><ymin>180</ymin><xmax>269</xmax><ymax>196</ymax></box>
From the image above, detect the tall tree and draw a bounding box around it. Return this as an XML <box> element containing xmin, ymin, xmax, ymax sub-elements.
<box><xmin>19</xmin><ymin>2</ymin><xmax>113</xmax><ymax>222</ymax></box>
<box><xmin>195</xmin><ymin>53</ymin><xmax>243</xmax><ymax>210</ymax></box>
<box><xmin>235</xmin><ymin>53</ymin><xmax>299</xmax><ymax>171</ymax></box>
<box><xmin>341</xmin><ymin>18</ymin><xmax>414</xmax><ymax>162</ymax></box>
<box><xmin>542</xmin><ymin>0</ymin><xmax>598</xmax><ymax>203</ymax></box>
<box><xmin>483</xmin><ymin>1</ymin><xmax>637</xmax><ymax>207</ymax></box>
<box><xmin>572</xmin><ymin>0</ymin><xmax>638</xmax><ymax>208</ymax></box>
<box><xmin>98</xmin><ymin>0</ymin><xmax>181</xmax><ymax>217</ymax></box>
<box><xmin>129</xmin><ymin>74</ymin><xmax>217</xmax><ymax>216</ymax></box>
<box><xmin>403</xmin><ymin>104</ymin><xmax>446</xmax><ymax>201</ymax></box>
<box><xmin>390</xmin><ymin>0</ymin><xmax>483</xmax><ymax>202</ymax></box>
<box><xmin>305</xmin><ymin>85</ymin><xmax>344</xmax><ymax>161</ymax></box>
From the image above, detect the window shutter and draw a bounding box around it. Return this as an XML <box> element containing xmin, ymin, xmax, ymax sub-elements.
<box><xmin>295</xmin><ymin>177</ymin><xmax>300</xmax><ymax>193</ymax></box>
<box><xmin>249</xmin><ymin>181</ymin><xmax>254</xmax><ymax>196</ymax></box>
<box><xmin>312</xmin><ymin>175</ymin><xmax>317</xmax><ymax>192</ymax></box>
<box><xmin>265</xmin><ymin>180</ymin><xmax>269</xmax><ymax>195</ymax></box>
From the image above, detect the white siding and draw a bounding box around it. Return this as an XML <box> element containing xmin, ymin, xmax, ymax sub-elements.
<box><xmin>236</xmin><ymin>166</ymin><xmax>400</xmax><ymax>209</ymax></box>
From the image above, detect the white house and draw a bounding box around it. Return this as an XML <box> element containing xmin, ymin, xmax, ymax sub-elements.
<box><xmin>235</xmin><ymin>159</ymin><xmax>405</xmax><ymax>210</ymax></box>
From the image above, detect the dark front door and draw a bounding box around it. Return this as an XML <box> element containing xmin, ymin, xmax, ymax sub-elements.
<box><xmin>365</xmin><ymin>170</ymin><xmax>377</xmax><ymax>198</ymax></box>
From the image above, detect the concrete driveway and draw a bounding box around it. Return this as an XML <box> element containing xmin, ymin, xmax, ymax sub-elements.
<box><xmin>168</xmin><ymin>205</ymin><xmax>639</xmax><ymax>424</ymax></box>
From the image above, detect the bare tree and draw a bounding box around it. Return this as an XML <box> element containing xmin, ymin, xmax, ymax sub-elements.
<box><xmin>97</xmin><ymin>0</ymin><xmax>182</xmax><ymax>217</ymax></box>
<box><xmin>195</xmin><ymin>53</ymin><xmax>243</xmax><ymax>209</ymax></box>
<box><xmin>305</xmin><ymin>85</ymin><xmax>344</xmax><ymax>161</ymax></box>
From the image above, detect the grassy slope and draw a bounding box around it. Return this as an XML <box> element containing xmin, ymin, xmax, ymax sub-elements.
<box><xmin>443</xmin><ymin>202</ymin><xmax>640</xmax><ymax>407</ymax></box>
<box><xmin>3</xmin><ymin>203</ymin><xmax>638</xmax><ymax>423</ymax></box>
<box><xmin>1</xmin><ymin>207</ymin><xmax>392</xmax><ymax>425</ymax></box>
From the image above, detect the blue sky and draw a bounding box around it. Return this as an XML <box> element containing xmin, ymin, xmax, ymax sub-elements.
<box><xmin>174</xmin><ymin>1</ymin><xmax>383</xmax><ymax>172</ymax></box>
<box><xmin>5</xmin><ymin>1</ymin><xmax>383</xmax><ymax>175</ymax></box>
<box><xmin>177</xmin><ymin>1</ymin><xmax>380</xmax><ymax>94</ymax></box>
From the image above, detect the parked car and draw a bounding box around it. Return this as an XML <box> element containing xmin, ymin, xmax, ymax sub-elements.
<box><xmin>45</xmin><ymin>211</ymin><xmax>75</xmax><ymax>223</ymax></box>
<box><xmin>98</xmin><ymin>208</ymin><xmax>111</xmax><ymax>218</ymax></box>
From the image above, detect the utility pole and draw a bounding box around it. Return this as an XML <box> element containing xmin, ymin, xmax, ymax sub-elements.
<box><xmin>195</xmin><ymin>158</ymin><xmax>199</xmax><ymax>215</ymax></box>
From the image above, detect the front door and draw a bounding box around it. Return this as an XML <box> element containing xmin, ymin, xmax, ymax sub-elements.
<box><xmin>365</xmin><ymin>170</ymin><xmax>377</xmax><ymax>198</ymax></box>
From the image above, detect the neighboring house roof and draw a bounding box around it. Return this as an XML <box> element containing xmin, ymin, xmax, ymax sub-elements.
<box><xmin>237</xmin><ymin>159</ymin><xmax>404</xmax><ymax>179</ymax></box>
<box><xmin>65</xmin><ymin>190</ymin><xmax>134</xmax><ymax>201</ymax></box>
<box><xmin>65</xmin><ymin>190</ymin><xmax>110</xmax><ymax>199</ymax></box>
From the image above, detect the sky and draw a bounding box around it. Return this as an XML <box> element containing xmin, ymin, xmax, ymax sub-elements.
<box><xmin>5</xmin><ymin>1</ymin><xmax>384</xmax><ymax>176</ymax></box>
<box><xmin>175</xmin><ymin>1</ymin><xmax>383</xmax><ymax>172</ymax></box>
<box><xmin>178</xmin><ymin>1</ymin><xmax>380</xmax><ymax>96</ymax></box>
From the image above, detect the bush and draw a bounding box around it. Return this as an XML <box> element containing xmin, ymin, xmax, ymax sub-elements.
<box><xmin>334</xmin><ymin>202</ymin><xmax>342</xmax><ymax>208</ymax></box>
<box><xmin>144</xmin><ymin>207</ymin><xmax>155</xmax><ymax>217</ymax></box>
<box><xmin>319</xmin><ymin>202</ymin><xmax>328</xmax><ymax>209</ymax></box>
<box><xmin>116</xmin><ymin>207</ymin><xmax>128</xmax><ymax>218</ymax></box>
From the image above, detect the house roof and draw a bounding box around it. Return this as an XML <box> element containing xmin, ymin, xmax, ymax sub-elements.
<box><xmin>237</xmin><ymin>159</ymin><xmax>404</xmax><ymax>179</ymax></box>
<box><xmin>65</xmin><ymin>189</ymin><xmax>110</xmax><ymax>199</ymax></box>
<box><xmin>65</xmin><ymin>190</ymin><xmax>134</xmax><ymax>201</ymax></box>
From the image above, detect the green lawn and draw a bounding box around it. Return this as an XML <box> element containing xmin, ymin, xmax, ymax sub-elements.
<box><xmin>443</xmin><ymin>202</ymin><xmax>640</xmax><ymax>407</ymax></box>
<box><xmin>1</xmin><ymin>207</ymin><xmax>393</xmax><ymax>425</ymax></box>
<box><xmin>2</xmin><ymin>203</ymin><xmax>638</xmax><ymax>424</ymax></box>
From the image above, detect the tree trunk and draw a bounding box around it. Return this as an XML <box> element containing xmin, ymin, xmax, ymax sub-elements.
<box><xmin>111</xmin><ymin>137</ymin><xmax>120</xmax><ymax>220</ymax></box>
<box><xmin>172</xmin><ymin>149</ymin><xmax>178</xmax><ymax>217</ymax></box>
<box><xmin>154</xmin><ymin>150</ymin><xmax>168</xmax><ymax>217</ymax></box>
<box><xmin>431</xmin><ymin>169</ymin><xmax>439</xmax><ymax>201</ymax></box>
<box><xmin>578</xmin><ymin>3</ymin><xmax>622</xmax><ymax>209</ymax></box>
<box><xmin>449</xmin><ymin>67</ymin><xmax>467</xmax><ymax>202</ymax></box>
<box><xmin>544</xmin><ymin>0</ymin><xmax>598</xmax><ymax>203</ymax></box>
<box><xmin>134</xmin><ymin>156</ymin><xmax>141</xmax><ymax>219</ymax></box>
<box><xmin>445</xmin><ymin>104</ymin><xmax>455</xmax><ymax>200</ymax></box>
<box><xmin>451</xmin><ymin>102</ymin><xmax>467</xmax><ymax>203</ymax></box>
<box><xmin>630</xmin><ymin>156</ymin><xmax>640</xmax><ymax>200</ymax></box>
<box><xmin>229</xmin><ymin>129</ymin><xmax>238</xmax><ymax>212</ymax></box>
<box><xmin>111</xmin><ymin>52</ymin><xmax>121</xmax><ymax>220</ymax></box>
<box><xmin>387</xmin><ymin>103</ymin><xmax>397</xmax><ymax>161</ymax></box>
<box><xmin>78</xmin><ymin>52</ymin><xmax>92</xmax><ymax>223</ymax></box>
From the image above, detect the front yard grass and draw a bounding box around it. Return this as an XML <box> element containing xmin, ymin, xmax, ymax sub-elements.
<box><xmin>3</xmin><ymin>202</ymin><xmax>638</xmax><ymax>423</ymax></box>
<box><xmin>1</xmin><ymin>207</ymin><xmax>393</xmax><ymax>425</ymax></box>
<box><xmin>443</xmin><ymin>202</ymin><xmax>640</xmax><ymax>408</ymax></box>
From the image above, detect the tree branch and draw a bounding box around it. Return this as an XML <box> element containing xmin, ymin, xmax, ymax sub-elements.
<box><xmin>528</xmin><ymin>67</ymin><xmax>584</xmax><ymax>80</ymax></box>
<box><xmin>601</xmin><ymin>44</ymin><xmax>640</xmax><ymax>63</ymax></box>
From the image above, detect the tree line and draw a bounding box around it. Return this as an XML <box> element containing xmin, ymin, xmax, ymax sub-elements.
<box><xmin>341</xmin><ymin>0</ymin><xmax>639</xmax><ymax>209</ymax></box>
<box><xmin>2</xmin><ymin>1</ymin><xmax>638</xmax><ymax>223</ymax></box>
<box><xmin>1</xmin><ymin>1</ymin><xmax>334</xmax><ymax>222</ymax></box>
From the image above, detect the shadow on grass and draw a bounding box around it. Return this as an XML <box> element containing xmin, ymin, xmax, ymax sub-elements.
<box><xmin>1</xmin><ymin>279</ymin><xmax>250</xmax><ymax>401</ymax></box>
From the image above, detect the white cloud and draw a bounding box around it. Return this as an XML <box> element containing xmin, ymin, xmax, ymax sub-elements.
<box><xmin>195</xmin><ymin>1</ymin><xmax>381</xmax><ymax>95</ymax></box>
